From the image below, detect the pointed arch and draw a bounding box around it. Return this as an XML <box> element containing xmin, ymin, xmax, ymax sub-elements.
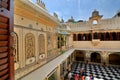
<box><xmin>109</xmin><ymin>53</ymin><xmax>120</xmax><ymax>65</ymax></box>
<box><xmin>90</xmin><ymin>52</ymin><xmax>101</xmax><ymax>63</ymax></box>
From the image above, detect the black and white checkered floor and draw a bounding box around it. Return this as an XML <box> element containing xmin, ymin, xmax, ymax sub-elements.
<box><xmin>70</xmin><ymin>62</ymin><xmax>120</xmax><ymax>80</ymax></box>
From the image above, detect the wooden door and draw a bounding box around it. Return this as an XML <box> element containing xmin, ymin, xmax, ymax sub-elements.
<box><xmin>0</xmin><ymin>0</ymin><xmax>14</xmax><ymax>80</ymax></box>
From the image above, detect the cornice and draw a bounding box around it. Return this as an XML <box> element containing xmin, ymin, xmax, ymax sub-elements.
<box><xmin>19</xmin><ymin>0</ymin><xmax>61</xmax><ymax>26</ymax></box>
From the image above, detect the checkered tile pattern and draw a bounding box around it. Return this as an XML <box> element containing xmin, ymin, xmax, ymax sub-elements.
<box><xmin>70</xmin><ymin>62</ymin><xmax>120</xmax><ymax>80</ymax></box>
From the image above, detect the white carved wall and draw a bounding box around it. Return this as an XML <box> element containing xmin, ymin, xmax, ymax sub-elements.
<box><xmin>14</xmin><ymin>14</ymin><xmax>58</xmax><ymax>79</ymax></box>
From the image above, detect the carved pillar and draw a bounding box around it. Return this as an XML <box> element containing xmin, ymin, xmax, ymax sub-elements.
<box><xmin>72</xmin><ymin>52</ymin><xmax>75</xmax><ymax>62</ymax></box>
<box><xmin>81</xmin><ymin>34</ymin><xmax>83</xmax><ymax>40</ymax></box>
<box><xmin>91</xmin><ymin>30</ymin><xmax>93</xmax><ymax>40</ymax></box>
<box><xmin>85</xmin><ymin>51</ymin><xmax>91</xmax><ymax>62</ymax></box>
<box><xmin>101</xmin><ymin>51</ymin><xmax>109</xmax><ymax>64</ymax></box>
<box><xmin>98</xmin><ymin>33</ymin><xmax>100</xmax><ymax>39</ymax></box>
<box><xmin>74</xmin><ymin>51</ymin><xmax>76</xmax><ymax>61</ymax></box>
<box><xmin>86</xmin><ymin>34</ymin><xmax>88</xmax><ymax>40</ymax></box>
<box><xmin>119</xmin><ymin>32</ymin><xmax>120</xmax><ymax>40</ymax></box>
<box><xmin>103</xmin><ymin>32</ymin><xmax>106</xmax><ymax>41</ymax></box>
<box><xmin>56</xmin><ymin>66</ymin><xmax>61</xmax><ymax>80</ymax></box>
<box><xmin>76</xmin><ymin>33</ymin><xmax>78</xmax><ymax>41</ymax></box>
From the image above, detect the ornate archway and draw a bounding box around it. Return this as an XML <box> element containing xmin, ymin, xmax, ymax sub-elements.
<box><xmin>109</xmin><ymin>53</ymin><xmax>120</xmax><ymax>65</ymax></box>
<box><xmin>76</xmin><ymin>50</ymin><xmax>85</xmax><ymax>61</ymax></box>
<box><xmin>91</xmin><ymin>52</ymin><xmax>101</xmax><ymax>63</ymax></box>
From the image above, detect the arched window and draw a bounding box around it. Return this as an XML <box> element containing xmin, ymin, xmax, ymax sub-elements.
<box><xmin>47</xmin><ymin>32</ymin><xmax>54</xmax><ymax>50</ymax></box>
<box><xmin>106</xmin><ymin>32</ymin><xmax>110</xmax><ymax>40</ymax></box>
<box><xmin>83</xmin><ymin>34</ymin><xmax>86</xmax><ymax>40</ymax></box>
<box><xmin>88</xmin><ymin>33</ymin><xmax>92</xmax><ymax>40</ymax></box>
<box><xmin>93</xmin><ymin>20</ymin><xmax>98</xmax><ymax>25</ymax></box>
<box><xmin>94</xmin><ymin>32</ymin><xmax>98</xmax><ymax>39</ymax></box>
<box><xmin>109</xmin><ymin>53</ymin><xmax>120</xmax><ymax>65</ymax></box>
<box><xmin>78</xmin><ymin>34</ymin><xmax>81</xmax><ymax>41</ymax></box>
<box><xmin>25</xmin><ymin>33</ymin><xmax>35</xmax><ymax>59</ymax></box>
<box><xmin>91</xmin><ymin>52</ymin><xmax>101</xmax><ymax>63</ymax></box>
<box><xmin>119</xmin><ymin>32</ymin><xmax>120</xmax><ymax>40</ymax></box>
<box><xmin>112</xmin><ymin>32</ymin><xmax>117</xmax><ymax>40</ymax></box>
<box><xmin>39</xmin><ymin>34</ymin><xmax>45</xmax><ymax>55</ymax></box>
<box><xmin>100</xmin><ymin>33</ymin><xmax>104</xmax><ymax>40</ymax></box>
<box><xmin>76</xmin><ymin>51</ymin><xmax>85</xmax><ymax>61</ymax></box>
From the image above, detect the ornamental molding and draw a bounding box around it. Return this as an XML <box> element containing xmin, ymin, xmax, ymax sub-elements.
<box><xmin>91</xmin><ymin>39</ymin><xmax>100</xmax><ymax>46</ymax></box>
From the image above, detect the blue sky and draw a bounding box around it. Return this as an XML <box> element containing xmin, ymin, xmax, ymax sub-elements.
<box><xmin>32</xmin><ymin>0</ymin><xmax>120</xmax><ymax>21</ymax></box>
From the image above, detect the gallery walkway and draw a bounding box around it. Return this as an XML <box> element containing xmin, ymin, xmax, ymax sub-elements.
<box><xmin>20</xmin><ymin>49</ymin><xmax>75</xmax><ymax>80</ymax></box>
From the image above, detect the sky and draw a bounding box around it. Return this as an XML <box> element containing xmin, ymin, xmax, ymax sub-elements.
<box><xmin>32</xmin><ymin>0</ymin><xmax>120</xmax><ymax>22</ymax></box>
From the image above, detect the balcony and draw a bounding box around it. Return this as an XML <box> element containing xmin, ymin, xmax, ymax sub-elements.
<box><xmin>73</xmin><ymin>41</ymin><xmax>120</xmax><ymax>52</ymax></box>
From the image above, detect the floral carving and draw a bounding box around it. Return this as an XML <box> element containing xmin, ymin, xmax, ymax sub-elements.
<box><xmin>39</xmin><ymin>34</ymin><xmax>45</xmax><ymax>55</ymax></box>
<box><xmin>25</xmin><ymin>33</ymin><xmax>35</xmax><ymax>59</ymax></box>
<box><xmin>12</xmin><ymin>32</ymin><xmax>19</xmax><ymax>63</ymax></box>
<box><xmin>47</xmin><ymin>32</ymin><xmax>53</xmax><ymax>50</ymax></box>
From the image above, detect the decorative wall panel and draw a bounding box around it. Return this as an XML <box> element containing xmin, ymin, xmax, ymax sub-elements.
<box><xmin>25</xmin><ymin>33</ymin><xmax>35</xmax><ymax>59</ymax></box>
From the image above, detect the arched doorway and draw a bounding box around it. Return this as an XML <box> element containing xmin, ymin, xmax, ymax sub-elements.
<box><xmin>78</xmin><ymin>34</ymin><xmax>81</xmax><ymax>41</ymax></box>
<box><xmin>112</xmin><ymin>32</ymin><xmax>117</xmax><ymax>40</ymax></box>
<box><xmin>88</xmin><ymin>33</ymin><xmax>92</xmax><ymax>40</ymax></box>
<box><xmin>91</xmin><ymin>52</ymin><xmax>101</xmax><ymax>63</ymax></box>
<box><xmin>106</xmin><ymin>32</ymin><xmax>110</xmax><ymax>40</ymax></box>
<box><xmin>100</xmin><ymin>33</ymin><xmax>104</xmax><ymax>40</ymax></box>
<box><xmin>109</xmin><ymin>54</ymin><xmax>120</xmax><ymax>65</ymax></box>
<box><xmin>76</xmin><ymin>50</ymin><xmax>84</xmax><ymax>61</ymax></box>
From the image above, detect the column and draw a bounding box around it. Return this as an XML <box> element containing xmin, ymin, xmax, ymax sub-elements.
<box><xmin>98</xmin><ymin>33</ymin><xmax>100</xmax><ymax>39</ymax></box>
<box><xmin>81</xmin><ymin>34</ymin><xmax>83</xmax><ymax>40</ymax></box>
<box><xmin>72</xmin><ymin>52</ymin><xmax>75</xmax><ymax>62</ymax></box>
<box><xmin>56</xmin><ymin>66</ymin><xmax>61</xmax><ymax>80</ymax></box>
<box><xmin>101</xmin><ymin>51</ymin><xmax>109</xmax><ymax>65</ymax></box>
<box><xmin>85</xmin><ymin>51</ymin><xmax>91</xmax><ymax>62</ymax></box>
<box><xmin>76</xmin><ymin>33</ymin><xmax>78</xmax><ymax>41</ymax></box>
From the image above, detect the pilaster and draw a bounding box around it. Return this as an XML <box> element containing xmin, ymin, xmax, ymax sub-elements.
<box><xmin>56</xmin><ymin>66</ymin><xmax>61</xmax><ymax>80</ymax></box>
<box><xmin>85</xmin><ymin>51</ymin><xmax>91</xmax><ymax>62</ymax></box>
<box><xmin>101</xmin><ymin>51</ymin><xmax>109</xmax><ymax>64</ymax></box>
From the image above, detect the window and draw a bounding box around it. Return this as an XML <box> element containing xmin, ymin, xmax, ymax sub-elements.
<box><xmin>93</xmin><ymin>20</ymin><xmax>98</xmax><ymax>25</ymax></box>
